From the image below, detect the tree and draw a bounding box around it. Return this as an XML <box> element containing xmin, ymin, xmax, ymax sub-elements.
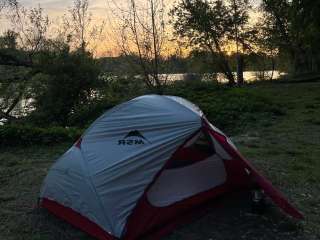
<box><xmin>260</xmin><ymin>0</ymin><xmax>320</xmax><ymax>74</ymax></box>
<box><xmin>63</xmin><ymin>0</ymin><xmax>105</xmax><ymax>53</ymax></box>
<box><xmin>9</xmin><ymin>4</ymin><xmax>49</xmax><ymax>56</ymax></box>
<box><xmin>31</xmin><ymin>46</ymin><xmax>102</xmax><ymax>126</ymax></box>
<box><xmin>228</xmin><ymin>0</ymin><xmax>252</xmax><ymax>84</ymax></box>
<box><xmin>107</xmin><ymin>0</ymin><xmax>167</xmax><ymax>92</ymax></box>
<box><xmin>0</xmin><ymin>64</ymin><xmax>32</xmax><ymax>121</ymax></box>
<box><xmin>0</xmin><ymin>3</ymin><xmax>49</xmax><ymax>121</ymax></box>
<box><xmin>0</xmin><ymin>1</ymin><xmax>48</xmax><ymax>67</ymax></box>
<box><xmin>171</xmin><ymin>0</ymin><xmax>254</xmax><ymax>85</ymax></box>
<box><xmin>253</xmin><ymin>12</ymin><xmax>279</xmax><ymax>80</ymax></box>
<box><xmin>0</xmin><ymin>30</ymin><xmax>18</xmax><ymax>49</ymax></box>
<box><xmin>302</xmin><ymin>0</ymin><xmax>320</xmax><ymax>72</ymax></box>
<box><xmin>170</xmin><ymin>0</ymin><xmax>235</xmax><ymax>85</ymax></box>
<box><xmin>0</xmin><ymin>1</ymin><xmax>103</xmax><ymax>124</ymax></box>
<box><xmin>0</xmin><ymin>0</ymin><xmax>17</xmax><ymax>13</ymax></box>
<box><xmin>0</xmin><ymin>30</ymin><xmax>22</xmax><ymax>120</ymax></box>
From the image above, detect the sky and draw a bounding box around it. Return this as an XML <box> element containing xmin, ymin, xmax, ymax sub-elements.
<box><xmin>1</xmin><ymin>0</ymin><xmax>120</xmax><ymax>56</ymax></box>
<box><xmin>19</xmin><ymin>0</ymin><xmax>106</xmax><ymax>12</ymax></box>
<box><xmin>1</xmin><ymin>0</ymin><xmax>262</xmax><ymax>57</ymax></box>
<box><xmin>17</xmin><ymin>0</ymin><xmax>109</xmax><ymax>26</ymax></box>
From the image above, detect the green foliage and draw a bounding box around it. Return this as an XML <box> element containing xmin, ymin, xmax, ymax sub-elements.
<box><xmin>99</xmin><ymin>74</ymin><xmax>147</xmax><ymax>101</ymax></box>
<box><xmin>170</xmin><ymin>0</ymin><xmax>231</xmax><ymax>47</ymax></box>
<box><xmin>0</xmin><ymin>30</ymin><xmax>18</xmax><ymax>49</ymax></box>
<box><xmin>165</xmin><ymin>81</ymin><xmax>285</xmax><ymax>134</ymax></box>
<box><xmin>0</xmin><ymin>65</ymin><xmax>31</xmax><ymax>112</ymax></box>
<box><xmin>0</xmin><ymin>124</ymin><xmax>82</xmax><ymax>146</ymax></box>
<box><xmin>169</xmin><ymin>0</ymin><xmax>253</xmax><ymax>84</ymax></box>
<box><xmin>60</xmin><ymin>77</ymin><xmax>285</xmax><ymax>135</ymax></box>
<box><xmin>30</xmin><ymin>48</ymin><xmax>102</xmax><ymax>126</ymax></box>
<box><xmin>67</xmin><ymin>99</ymin><xmax>116</xmax><ymax>127</ymax></box>
<box><xmin>185</xmin><ymin>50</ymin><xmax>219</xmax><ymax>73</ymax></box>
<box><xmin>57</xmin><ymin>73</ymin><xmax>148</xmax><ymax>127</ymax></box>
<box><xmin>66</xmin><ymin>74</ymin><xmax>147</xmax><ymax>127</ymax></box>
<box><xmin>261</xmin><ymin>0</ymin><xmax>320</xmax><ymax>73</ymax></box>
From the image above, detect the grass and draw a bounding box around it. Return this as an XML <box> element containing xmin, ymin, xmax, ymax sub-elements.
<box><xmin>233</xmin><ymin>82</ymin><xmax>320</xmax><ymax>238</ymax></box>
<box><xmin>0</xmin><ymin>81</ymin><xmax>319</xmax><ymax>240</ymax></box>
<box><xmin>165</xmin><ymin>81</ymin><xmax>286</xmax><ymax>135</ymax></box>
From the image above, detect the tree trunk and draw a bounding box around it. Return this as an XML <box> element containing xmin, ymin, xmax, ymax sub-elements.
<box><xmin>292</xmin><ymin>47</ymin><xmax>311</xmax><ymax>75</ymax></box>
<box><xmin>5</xmin><ymin>91</ymin><xmax>23</xmax><ymax>115</ymax></box>
<box><xmin>222</xmin><ymin>57</ymin><xmax>235</xmax><ymax>85</ymax></box>
<box><xmin>207</xmin><ymin>42</ymin><xmax>235</xmax><ymax>85</ymax></box>
<box><xmin>236</xmin><ymin>54</ymin><xmax>244</xmax><ymax>85</ymax></box>
<box><xmin>0</xmin><ymin>110</ymin><xmax>17</xmax><ymax>121</ymax></box>
<box><xmin>150</xmin><ymin>0</ymin><xmax>163</xmax><ymax>94</ymax></box>
<box><xmin>269</xmin><ymin>57</ymin><xmax>275</xmax><ymax>81</ymax></box>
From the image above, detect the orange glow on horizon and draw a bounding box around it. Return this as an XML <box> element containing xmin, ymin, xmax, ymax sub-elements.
<box><xmin>0</xmin><ymin>0</ymin><xmax>261</xmax><ymax>57</ymax></box>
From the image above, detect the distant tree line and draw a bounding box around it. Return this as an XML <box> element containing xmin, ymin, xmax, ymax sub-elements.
<box><xmin>99</xmin><ymin>50</ymin><xmax>276</xmax><ymax>75</ymax></box>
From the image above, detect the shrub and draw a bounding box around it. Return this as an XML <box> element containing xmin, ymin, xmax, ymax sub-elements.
<box><xmin>67</xmin><ymin>100</ymin><xmax>117</xmax><ymax>127</ymax></box>
<box><xmin>165</xmin><ymin>82</ymin><xmax>285</xmax><ymax>135</ymax></box>
<box><xmin>0</xmin><ymin>124</ymin><xmax>82</xmax><ymax>147</ymax></box>
<box><xmin>31</xmin><ymin>49</ymin><xmax>102</xmax><ymax>126</ymax></box>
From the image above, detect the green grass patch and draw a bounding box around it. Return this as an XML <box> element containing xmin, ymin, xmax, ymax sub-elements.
<box><xmin>165</xmin><ymin>81</ymin><xmax>285</xmax><ymax>134</ymax></box>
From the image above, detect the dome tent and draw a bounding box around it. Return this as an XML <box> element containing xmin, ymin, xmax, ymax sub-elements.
<box><xmin>40</xmin><ymin>95</ymin><xmax>303</xmax><ymax>240</ymax></box>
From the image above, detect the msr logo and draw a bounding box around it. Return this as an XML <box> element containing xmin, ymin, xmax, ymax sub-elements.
<box><xmin>118</xmin><ymin>130</ymin><xmax>150</xmax><ymax>145</ymax></box>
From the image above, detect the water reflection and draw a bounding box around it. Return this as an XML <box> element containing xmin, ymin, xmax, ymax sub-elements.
<box><xmin>161</xmin><ymin>71</ymin><xmax>285</xmax><ymax>83</ymax></box>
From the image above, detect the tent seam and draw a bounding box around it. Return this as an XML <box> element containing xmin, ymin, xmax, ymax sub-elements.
<box><xmin>78</xmin><ymin>148</ymin><xmax>116</xmax><ymax>236</ymax></box>
<box><xmin>163</xmin><ymin>95</ymin><xmax>203</xmax><ymax>118</ymax></box>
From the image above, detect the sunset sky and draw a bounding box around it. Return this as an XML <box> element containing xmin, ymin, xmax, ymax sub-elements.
<box><xmin>1</xmin><ymin>0</ymin><xmax>261</xmax><ymax>57</ymax></box>
<box><xmin>19</xmin><ymin>0</ymin><xmax>107</xmax><ymax>16</ymax></box>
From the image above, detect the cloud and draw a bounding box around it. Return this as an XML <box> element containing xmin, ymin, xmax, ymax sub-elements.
<box><xmin>20</xmin><ymin>0</ymin><xmax>71</xmax><ymax>9</ymax></box>
<box><xmin>17</xmin><ymin>0</ymin><xmax>108</xmax><ymax>20</ymax></box>
<box><xmin>20</xmin><ymin>0</ymin><xmax>107</xmax><ymax>10</ymax></box>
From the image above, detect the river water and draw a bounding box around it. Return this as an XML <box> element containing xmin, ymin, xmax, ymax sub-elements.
<box><xmin>161</xmin><ymin>70</ymin><xmax>284</xmax><ymax>83</ymax></box>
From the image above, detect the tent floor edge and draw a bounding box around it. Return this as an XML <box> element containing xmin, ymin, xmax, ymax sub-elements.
<box><xmin>138</xmin><ymin>189</ymin><xmax>251</xmax><ymax>240</ymax></box>
<box><xmin>41</xmin><ymin>198</ymin><xmax>117</xmax><ymax>240</ymax></box>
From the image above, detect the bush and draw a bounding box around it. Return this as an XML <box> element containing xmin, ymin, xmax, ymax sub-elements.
<box><xmin>0</xmin><ymin>124</ymin><xmax>83</xmax><ymax>147</ymax></box>
<box><xmin>165</xmin><ymin>81</ymin><xmax>285</xmax><ymax>135</ymax></box>
<box><xmin>28</xmin><ymin>74</ymin><xmax>147</xmax><ymax>128</ymax></box>
<box><xmin>67</xmin><ymin>100</ymin><xmax>117</xmax><ymax>127</ymax></box>
<box><xmin>4</xmin><ymin>80</ymin><xmax>285</xmax><ymax>144</ymax></box>
<box><xmin>31</xmin><ymin>49</ymin><xmax>102</xmax><ymax>126</ymax></box>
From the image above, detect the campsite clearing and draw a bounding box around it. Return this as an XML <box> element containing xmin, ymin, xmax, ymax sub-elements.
<box><xmin>0</xmin><ymin>81</ymin><xmax>319</xmax><ymax>240</ymax></box>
